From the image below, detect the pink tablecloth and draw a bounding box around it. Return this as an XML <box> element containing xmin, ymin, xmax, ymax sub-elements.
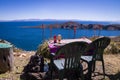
<box><xmin>48</xmin><ymin>38</ymin><xmax>92</xmax><ymax>58</ymax></box>
<box><xmin>48</xmin><ymin>43</ymin><xmax>60</xmax><ymax>53</ymax></box>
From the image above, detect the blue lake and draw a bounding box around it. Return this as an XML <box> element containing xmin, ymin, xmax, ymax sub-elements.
<box><xmin>0</xmin><ymin>21</ymin><xmax>120</xmax><ymax>51</ymax></box>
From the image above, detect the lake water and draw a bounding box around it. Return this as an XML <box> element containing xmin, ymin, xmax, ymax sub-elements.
<box><xmin>0</xmin><ymin>21</ymin><xmax>120</xmax><ymax>51</ymax></box>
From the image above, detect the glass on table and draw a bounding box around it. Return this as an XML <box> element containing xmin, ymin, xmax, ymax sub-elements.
<box><xmin>57</xmin><ymin>34</ymin><xmax>62</xmax><ymax>44</ymax></box>
<box><xmin>53</xmin><ymin>35</ymin><xmax>57</xmax><ymax>43</ymax></box>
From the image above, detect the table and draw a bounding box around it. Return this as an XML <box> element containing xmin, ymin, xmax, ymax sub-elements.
<box><xmin>48</xmin><ymin>38</ymin><xmax>92</xmax><ymax>53</ymax></box>
<box><xmin>48</xmin><ymin>38</ymin><xmax>92</xmax><ymax>59</ymax></box>
<box><xmin>49</xmin><ymin>38</ymin><xmax>92</xmax><ymax>44</ymax></box>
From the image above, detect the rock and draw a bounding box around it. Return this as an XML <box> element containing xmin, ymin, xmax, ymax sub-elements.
<box><xmin>23</xmin><ymin>55</ymin><xmax>43</xmax><ymax>71</ymax></box>
<box><xmin>20</xmin><ymin>72</ymin><xmax>45</xmax><ymax>80</ymax></box>
<box><xmin>19</xmin><ymin>53</ymin><xmax>27</xmax><ymax>57</ymax></box>
<box><xmin>20</xmin><ymin>55</ymin><xmax>45</xmax><ymax>80</ymax></box>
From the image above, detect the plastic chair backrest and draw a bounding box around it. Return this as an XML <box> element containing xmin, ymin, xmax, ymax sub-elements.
<box><xmin>90</xmin><ymin>37</ymin><xmax>111</xmax><ymax>60</ymax></box>
<box><xmin>56</xmin><ymin>41</ymin><xmax>89</xmax><ymax>69</ymax></box>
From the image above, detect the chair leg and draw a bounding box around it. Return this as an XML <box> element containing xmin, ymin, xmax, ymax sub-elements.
<box><xmin>102</xmin><ymin>60</ymin><xmax>105</xmax><ymax>79</ymax></box>
<box><xmin>80</xmin><ymin>66</ymin><xmax>84</xmax><ymax>80</ymax></box>
<box><xmin>92</xmin><ymin>61</ymin><xmax>96</xmax><ymax>72</ymax></box>
<box><xmin>59</xmin><ymin>71</ymin><xmax>64</xmax><ymax>80</ymax></box>
<box><xmin>49</xmin><ymin>63</ymin><xmax>53</xmax><ymax>80</ymax></box>
<box><xmin>87</xmin><ymin>61</ymin><xmax>92</xmax><ymax>80</ymax></box>
<box><xmin>80</xmin><ymin>71</ymin><xmax>84</xmax><ymax>80</ymax></box>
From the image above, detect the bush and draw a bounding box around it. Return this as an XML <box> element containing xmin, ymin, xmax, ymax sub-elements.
<box><xmin>36</xmin><ymin>41</ymin><xmax>50</xmax><ymax>58</ymax></box>
<box><xmin>105</xmin><ymin>41</ymin><xmax>120</xmax><ymax>54</ymax></box>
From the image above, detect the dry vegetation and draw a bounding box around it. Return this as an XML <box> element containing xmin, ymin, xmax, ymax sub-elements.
<box><xmin>92</xmin><ymin>54</ymin><xmax>120</xmax><ymax>80</ymax></box>
<box><xmin>0</xmin><ymin>52</ymin><xmax>120</xmax><ymax>80</ymax></box>
<box><xmin>0</xmin><ymin>51</ymin><xmax>35</xmax><ymax>80</ymax></box>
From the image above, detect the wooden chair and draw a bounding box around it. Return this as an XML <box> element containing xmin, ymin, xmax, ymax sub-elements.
<box><xmin>50</xmin><ymin>41</ymin><xmax>89</xmax><ymax>80</ymax></box>
<box><xmin>81</xmin><ymin>37</ymin><xmax>111</xmax><ymax>79</ymax></box>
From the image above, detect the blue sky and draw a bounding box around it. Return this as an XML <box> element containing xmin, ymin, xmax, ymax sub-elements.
<box><xmin>0</xmin><ymin>0</ymin><xmax>120</xmax><ymax>21</ymax></box>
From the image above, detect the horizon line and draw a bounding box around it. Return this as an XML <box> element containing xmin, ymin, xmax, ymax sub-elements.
<box><xmin>0</xmin><ymin>18</ymin><xmax>120</xmax><ymax>22</ymax></box>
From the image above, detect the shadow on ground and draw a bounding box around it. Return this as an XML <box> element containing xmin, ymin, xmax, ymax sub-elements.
<box><xmin>106</xmin><ymin>72</ymin><xmax>120</xmax><ymax>80</ymax></box>
<box><xmin>92</xmin><ymin>72</ymin><xmax>120</xmax><ymax>80</ymax></box>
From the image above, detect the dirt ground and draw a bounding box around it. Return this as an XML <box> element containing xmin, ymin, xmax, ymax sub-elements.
<box><xmin>92</xmin><ymin>54</ymin><xmax>120</xmax><ymax>80</ymax></box>
<box><xmin>0</xmin><ymin>51</ymin><xmax>120</xmax><ymax>80</ymax></box>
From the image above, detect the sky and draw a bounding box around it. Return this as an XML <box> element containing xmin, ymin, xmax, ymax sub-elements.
<box><xmin>0</xmin><ymin>0</ymin><xmax>120</xmax><ymax>21</ymax></box>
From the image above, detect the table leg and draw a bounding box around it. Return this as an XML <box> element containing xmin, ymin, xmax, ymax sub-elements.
<box><xmin>87</xmin><ymin>61</ymin><xmax>92</xmax><ymax>80</ymax></box>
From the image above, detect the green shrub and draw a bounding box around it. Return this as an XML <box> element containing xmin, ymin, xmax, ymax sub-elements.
<box><xmin>36</xmin><ymin>41</ymin><xmax>50</xmax><ymax>58</ymax></box>
<box><xmin>105</xmin><ymin>41</ymin><xmax>120</xmax><ymax>54</ymax></box>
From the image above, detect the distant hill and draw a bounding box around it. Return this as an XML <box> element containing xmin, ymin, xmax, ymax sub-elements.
<box><xmin>2</xmin><ymin>19</ymin><xmax>119</xmax><ymax>30</ymax></box>
<box><xmin>25</xmin><ymin>21</ymin><xmax>120</xmax><ymax>30</ymax></box>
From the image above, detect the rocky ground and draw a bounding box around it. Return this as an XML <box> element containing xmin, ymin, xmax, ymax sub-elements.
<box><xmin>0</xmin><ymin>51</ymin><xmax>120</xmax><ymax>80</ymax></box>
<box><xmin>92</xmin><ymin>54</ymin><xmax>120</xmax><ymax>80</ymax></box>
<box><xmin>0</xmin><ymin>51</ymin><xmax>35</xmax><ymax>80</ymax></box>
